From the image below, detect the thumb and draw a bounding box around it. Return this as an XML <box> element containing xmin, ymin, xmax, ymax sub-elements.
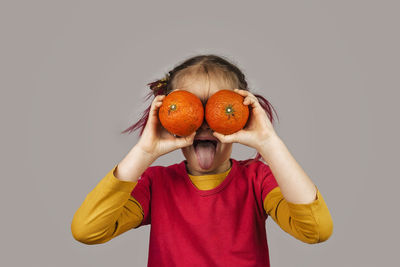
<box><xmin>213</xmin><ymin>132</ymin><xmax>238</xmax><ymax>144</ymax></box>
<box><xmin>175</xmin><ymin>131</ymin><xmax>196</xmax><ymax>148</ymax></box>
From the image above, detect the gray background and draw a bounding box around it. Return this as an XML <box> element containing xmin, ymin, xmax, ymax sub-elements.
<box><xmin>1</xmin><ymin>0</ymin><xmax>399</xmax><ymax>266</ymax></box>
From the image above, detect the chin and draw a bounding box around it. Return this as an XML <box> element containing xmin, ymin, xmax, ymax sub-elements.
<box><xmin>181</xmin><ymin>145</ymin><xmax>211</xmax><ymax>171</ymax></box>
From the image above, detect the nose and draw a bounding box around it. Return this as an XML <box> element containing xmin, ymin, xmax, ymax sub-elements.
<box><xmin>199</xmin><ymin>119</ymin><xmax>210</xmax><ymax>130</ymax></box>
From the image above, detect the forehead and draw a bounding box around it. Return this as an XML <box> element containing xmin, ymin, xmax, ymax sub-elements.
<box><xmin>173</xmin><ymin>73</ymin><xmax>236</xmax><ymax>102</ymax></box>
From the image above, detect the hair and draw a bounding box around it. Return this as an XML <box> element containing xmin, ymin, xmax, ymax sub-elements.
<box><xmin>121</xmin><ymin>54</ymin><xmax>279</xmax><ymax>165</ymax></box>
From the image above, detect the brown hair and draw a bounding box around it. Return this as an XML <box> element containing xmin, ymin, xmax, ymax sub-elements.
<box><xmin>121</xmin><ymin>54</ymin><xmax>279</xmax><ymax>163</ymax></box>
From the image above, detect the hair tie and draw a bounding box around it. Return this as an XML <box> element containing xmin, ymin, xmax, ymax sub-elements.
<box><xmin>149</xmin><ymin>74</ymin><xmax>169</xmax><ymax>88</ymax></box>
<box><xmin>147</xmin><ymin>74</ymin><xmax>170</xmax><ymax>95</ymax></box>
<box><xmin>157</xmin><ymin>74</ymin><xmax>170</xmax><ymax>87</ymax></box>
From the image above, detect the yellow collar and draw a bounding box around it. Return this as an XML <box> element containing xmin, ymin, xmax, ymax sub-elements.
<box><xmin>188</xmin><ymin>167</ymin><xmax>232</xmax><ymax>181</ymax></box>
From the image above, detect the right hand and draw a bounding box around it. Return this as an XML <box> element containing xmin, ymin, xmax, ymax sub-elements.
<box><xmin>136</xmin><ymin>94</ymin><xmax>196</xmax><ymax>159</ymax></box>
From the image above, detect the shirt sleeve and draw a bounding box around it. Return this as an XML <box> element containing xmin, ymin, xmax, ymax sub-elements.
<box><xmin>260</xmin><ymin>163</ymin><xmax>280</xmax><ymax>205</ymax></box>
<box><xmin>130</xmin><ymin>166</ymin><xmax>152</xmax><ymax>227</ymax></box>
<box><xmin>71</xmin><ymin>164</ymin><xmax>145</xmax><ymax>245</ymax></box>
<box><xmin>264</xmin><ymin>186</ymin><xmax>334</xmax><ymax>244</ymax></box>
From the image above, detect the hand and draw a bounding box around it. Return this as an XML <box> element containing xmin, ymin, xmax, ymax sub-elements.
<box><xmin>212</xmin><ymin>89</ymin><xmax>278</xmax><ymax>150</ymax></box>
<box><xmin>136</xmin><ymin>94</ymin><xmax>196</xmax><ymax>159</ymax></box>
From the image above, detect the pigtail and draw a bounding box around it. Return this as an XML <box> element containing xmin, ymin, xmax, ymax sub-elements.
<box><xmin>146</xmin><ymin>74</ymin><xmax>170</xmax><ymax>99</ymax></box>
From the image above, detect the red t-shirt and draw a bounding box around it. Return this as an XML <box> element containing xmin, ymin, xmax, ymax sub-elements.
<box><xmin>131</xmin><ymin>158</ymin><xmax>279</xmax><ymax>267</ymax></box>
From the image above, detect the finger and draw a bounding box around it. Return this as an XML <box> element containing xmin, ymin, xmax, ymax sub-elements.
<box><xmin>234</xmin><ymin>88</ymin><xmax>254</xmax><ymax>97</ymax></box>
<box><xmin>151</xmin><ymin>95</ymin><xmax>165</xmax><ymax>110</ymax></box>
<box><xmin>148</xmin><ymin>95</ymin><xmax>166</xmax><ymax>126</ymax></box>
<box><xmin>213</xmin><ymin>131</ymin><xmax>238</xmax><ymax>144</ymax></box>
<box><xmin>243</xmin><ymin>96</ymin><xmax>258</xmax><ymax>106</ymax></box>
<box><xmin>234</xmin><ymin>89</ymin><xmax>258</xmax><ymax>105</ymax></box>
<box><xmin>153</xmin><ymin>94</ymin><xmax>166</xmax><ymax>106</ymax></box>
<box><xmin>243</xmin><ymin>96</ymin><xmax>257</xmax><ymax>105</ymax></box>
<box><xmin>150</xmin><ymin>95</ymin><xmax>165</xmax><ymax>116</ymax></box>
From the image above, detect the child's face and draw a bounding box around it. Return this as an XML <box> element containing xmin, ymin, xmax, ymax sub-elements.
<box><xmin>173</xmin><ymin>75</ymin><xmax>234</xmax><ymax>175</ymax></box>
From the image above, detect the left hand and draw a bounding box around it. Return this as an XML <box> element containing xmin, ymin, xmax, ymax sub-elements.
<box><xmin>212</xmin><ymin>89</ymin><xmax>279</xmax><ymax>150</ymax></box>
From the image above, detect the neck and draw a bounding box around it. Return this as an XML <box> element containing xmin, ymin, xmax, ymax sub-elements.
<box><xmin>186</xmin><ymin>159</ymin><xmax>232</xmax><ymax>176</ymax></box>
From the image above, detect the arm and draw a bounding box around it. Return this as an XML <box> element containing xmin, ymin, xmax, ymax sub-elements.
<box><xmin>213</xmin><ymin>89</ymin><xmax>320</xmax><ymax>204</ymax></box>
<box><xmin>252</xmin><ymin>104</ymin><xmax>333</xmax><ymax>241</ymax></box>
<box><xmin>264</xmin><ymin>186</ymin><xmax>333</xmax><ymax>244</ymax></box>
<box><xmin>71</xmin><ymin>94</ymin><xmax>195</xmax><ymax>244</ymax></box>
<box><xmin>71</xmin><ymin>164</ymin><xmax>145</xmax><ymax>244</ymax></box>
<box><xmin>259</xmin><ymin>135</ymin><xmax>317</xmax><ymax>204</ymax></box>
<box><xmin>212</xmin><ymin>89</ymin><xmax>333</xmax><ymax>242</ymax></box>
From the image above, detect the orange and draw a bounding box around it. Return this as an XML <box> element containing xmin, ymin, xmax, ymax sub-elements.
<box><xmin>158</xmin><ymin>90</ymin><xmax>204</xmax><ymax>137</ymax></box>
<box><xmin>205</xmin><ymin>90</ymin><xmax>249</xmax><ymax>135</ymax></box>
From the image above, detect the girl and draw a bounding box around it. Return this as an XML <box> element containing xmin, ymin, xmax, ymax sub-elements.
<box><xmin>71</xmin><ymin>54</ymin><xmax>333</xmax><ymax>267</ymax></box>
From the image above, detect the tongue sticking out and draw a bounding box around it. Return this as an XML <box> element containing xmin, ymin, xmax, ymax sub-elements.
<box><xmin>194</xmin><ymin>141</ymin><xmax>216</xmax><ymax>170</ymax></box>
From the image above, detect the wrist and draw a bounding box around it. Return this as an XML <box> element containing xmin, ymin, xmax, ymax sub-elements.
<box><xmin>133</xmin><ymin>144</ymin><xmax>159</xmax><ymax>163</ymax></box>
<box><xmin>115</xmin><ymin>145</ymin><xmax>157</xmax><ymax>183</ymax></box>
<box><xmin>256</xmin><ymin>133</ymin><xmax>282</xmax><ymax>152</ymax></box>
<box><xmin>256</xmin><ymin>135</ymin><xmax>286</xmax><ymax>164</ymax></box>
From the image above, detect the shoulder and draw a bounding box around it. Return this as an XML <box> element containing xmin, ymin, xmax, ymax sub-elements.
<box><xmin>234</xmin><ymin>158</ymin><xmax>271</xmax><ymax>176</ymax></box>
<box><xmin>234</xmin><ymin>158</ymin><xmax>278</xmax><ymax>199</ymax></box>
<box><xmin>139</xmin><ymin>161</ymin><xmax>185</xmax><ymax>181</ymax></box>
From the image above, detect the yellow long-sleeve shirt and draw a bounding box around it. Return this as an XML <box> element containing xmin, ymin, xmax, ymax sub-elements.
<box><xmin>71</xmin><ymin>164</ymin><xmax>333</xmax><ymax>245</ymax></box>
